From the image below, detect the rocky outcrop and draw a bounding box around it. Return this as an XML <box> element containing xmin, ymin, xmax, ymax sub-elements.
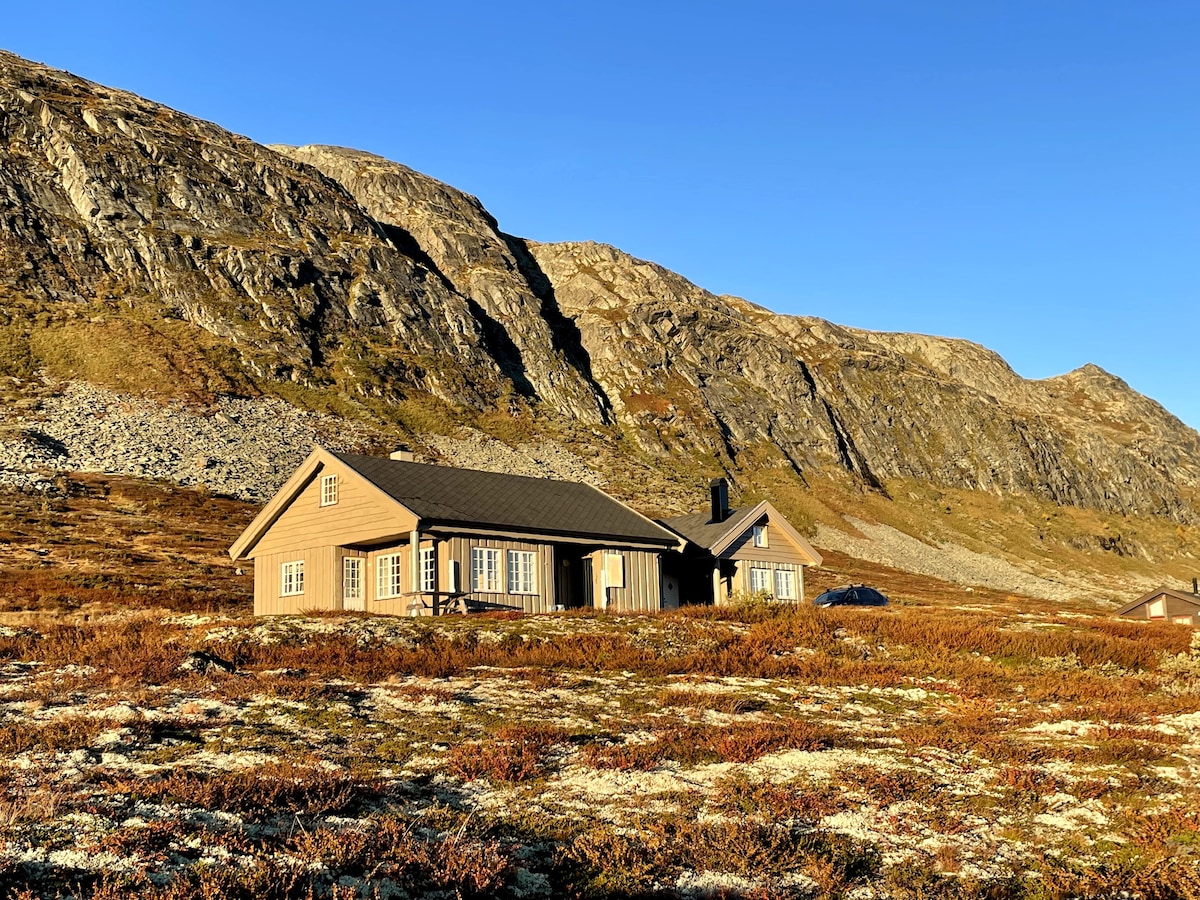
<box><xmin>528</xmin><ymin>241</ymin><xmax>1200</xmax><ymax>522</ymax></box>
<box><xmin>0</xmin><ymin>51</ymin><xmax>513</xmax><ymax>407</ymax></box>
<box><xmin>1</xmin><ymin>50</ymin><xmax>1198</xmax><ymax>525</ymax></box>
<box><xmin>271</xmin><ymin>145</ymin><xmax>609</xmax><ymax>423</ymax></box>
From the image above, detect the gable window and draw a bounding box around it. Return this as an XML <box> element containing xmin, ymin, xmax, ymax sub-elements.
<box><xmin>507</xmin><ymin>550</ymin><xmax>537</xmax><ymax>594</ymax></box>
<box><xmin>377</xmin><ymin>552</ymin><xmax>404</xmax><ymax>599</ymax></box>
<box><xmin>343</xmin><ymin>557</ymin><xmax>362</xmax><ymax>601</ymax></box>
<box><xmin>320</xmin><ymin>474</ymin><xmax>339</xmax><ymax>507</ymax></box>
<box><xmin>419</xmin><ymin>547</ymin><xmax>436</xmax><ymax>592</ymax></box>
<box><xmin>749</xmin><ymin>567</ymin><xmax>771</xmax><ymax>593</ymax></box>
<box><xmin>281</xmin><ymin>560</ymin><xmax>305</xmax><ymax>596</ymax></box>
<box><xmin>774</xmin><ymin>568</ymin><xmax>796</xmax><ymax>600</ymax></box>
<box><xmin>752</xmin><ymin>525</ymin><xmax>768</xmax><ymax>549</ymax></box>
<box><xmin>471</xmin><ymin>548</ymin><xmax>501</xmax><ymax>592</ymax></box>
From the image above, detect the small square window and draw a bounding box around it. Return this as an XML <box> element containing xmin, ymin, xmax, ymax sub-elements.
<box><xmin>320</xmin><ymin>474</ymin><xmax>338</xmax><ymax>507</ymax></box>
<box><xmin>752</xmin><ymin>525</ymin><xmax>768</xmax><ymax>548</ymax></box>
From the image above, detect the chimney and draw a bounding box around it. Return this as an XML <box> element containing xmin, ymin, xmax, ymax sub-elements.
<box><xmin>390</xmin><ymin>448</ymin><xmax>415</xmax><ymax>462</ymax></box>
<box><xmin>1193</xmin><ymin>577</ymin><xmax>1198</xmax><ymax>596</ymax></box>
<box><xmin>710</xmin><ymin>477</ymin><xmax>729</xmax><ymax>523</ymax></box>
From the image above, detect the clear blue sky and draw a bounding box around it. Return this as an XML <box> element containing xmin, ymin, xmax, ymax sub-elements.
<box><xmin>6</xmin><ymin>2</ymin><xmax>1198</xmax><ymax>428</ymax></box>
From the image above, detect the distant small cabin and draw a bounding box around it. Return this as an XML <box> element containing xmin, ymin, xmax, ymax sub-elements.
<box><xmin>658</xmin><ymin>478</ymin><xmax>823</xmax><ymax>606</ymax></box>
<box><xmin>1115</xmin><ymin>587</ymin><xmax>1200</xmax><ymax>626</ymax></box>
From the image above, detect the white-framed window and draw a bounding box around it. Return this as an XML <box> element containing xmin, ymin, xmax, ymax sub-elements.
<box><xmin>343</xmin><ymin>557</ymin><xmax>362</xmax><ymax>601</ymax></box>
<box><xmin>749</xmin><ymin>567</ymin><xmax>771</xmax><ymax>593</ymax></box>
<box><xmin>507</xmin><ymin>550</ymin><xmax>537</xmax><ymax>594</ymax></box>
<box><xmin>471</xmin><ymin>548</ymin><xmax>501</xmax><ymax>592</ymax></box>
<box><xmin>377</xmin><ymin>552</ymin><xmax>404</xmax><ymax>599</ymax></box>
<box><xmin>281</xmin><ymin>560</ymin><xmax>305</xmax><ymax>596</ymax></box>
<box><xmin>1148</xmin><ymin>598</ymin><xmax>1166</xmax><ymax>619</ymax></box>
<box><xmin>752</xmin><ymin>524</ymin><xmax>768</xmax><ymax>548</ymax></box>
<box><xmin>774</xmin><ymin>568</ymin><xmax>796</xmax><ymax>600</ymax></box>
<box><xmin>320</xmin><ymin>473</ymin><xmax>338</xmax><ymax>507</ymax></box>
<box><xmin>419</xmin><ymin>547</ymin><xmax>436</xmax><ymax>592</ymax></box>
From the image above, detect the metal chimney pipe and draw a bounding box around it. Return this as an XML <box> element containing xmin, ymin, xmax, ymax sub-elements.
<box><xmin>710</xmin><ymin>477</ymin><xmax>729</xmax><ymax>523</ymax></box>
<box><xmin>1193</xmin><ymin>577</ymin><xmax>1198</xmax><ymax>596</ymax></box>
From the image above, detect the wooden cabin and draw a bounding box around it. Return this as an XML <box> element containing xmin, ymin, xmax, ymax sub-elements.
<box><xmin>658</xmin><ymin>479</ymin><xmax>823</xmax><ymax>606</ymax></box>
<box><xmin>229</xmin><ymin>448</ymin><xmax>683</xmax><ymax>616</ymax></box>
<box><xmin>1115</xmin><ymin>586</ymin><xmax>1200</xmax><ymax>626</ymax></box>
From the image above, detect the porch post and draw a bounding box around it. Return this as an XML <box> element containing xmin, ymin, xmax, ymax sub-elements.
<box><xmin>410</xmin><ymin>529</ymin><xmax>421</xmax><ymax>610</ymax></box>
<box><xmin>431</xmin><ymin>537</ymin><xmax>441</xmax><ymax>613</ymax></box>
<box><xmin>711</xmin><ymin>561</ymin><xmax>722</xmax><ymax>607</ymax></box>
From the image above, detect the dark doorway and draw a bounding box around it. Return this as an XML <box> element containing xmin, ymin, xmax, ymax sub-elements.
<box><xmin>556</xmin><ymin>548</ymin><xmax>595</xmax><ymax>609</ymax></box>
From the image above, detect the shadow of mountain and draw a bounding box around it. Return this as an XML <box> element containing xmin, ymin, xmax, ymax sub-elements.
<box><xmin>500</xmin><ymin>233</ymin><xmax>614</xmax><ymax>422</ymax></box>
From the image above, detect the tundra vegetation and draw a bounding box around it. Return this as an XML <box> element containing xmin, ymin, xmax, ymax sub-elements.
<box><xmin>0</xmin><ymin>479</ymin><xmax>1199</xmax><ymax>899</ymax></box>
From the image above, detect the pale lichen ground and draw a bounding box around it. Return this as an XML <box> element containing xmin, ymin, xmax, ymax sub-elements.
<box><xmin>1</xmin><ymin>611</ymin><xmax>1198</xmax><ymax>898</ymax></box>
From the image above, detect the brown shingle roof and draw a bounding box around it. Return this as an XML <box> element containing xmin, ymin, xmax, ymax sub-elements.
<box><xmin>331</xmin><ymin>452</ymin><xmax>679</xmax><ymax>545</ymax></box>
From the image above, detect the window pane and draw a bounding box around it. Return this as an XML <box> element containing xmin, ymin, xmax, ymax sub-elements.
<box><xmin>343</xmin><ymin>558</ymin><xmax>361</xmax><ymax>599</ymax></box>
<box><xmin>420</xmin><ymin>548</ymin><xmax>435</xmax><ymax>592</ymax></box>
<box><xmin>774</xmin><ymin>570</ymin><xmax>794</xmax><ymax>600</ymax></box>
<box><xmin>507</xmin><ymin>550</ymin><xmax>536</xmax><ymax>593</ymax></box>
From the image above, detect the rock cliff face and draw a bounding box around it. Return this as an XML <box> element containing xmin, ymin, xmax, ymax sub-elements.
<box><xmin>1</xmin><ymin>50</ymin><xmax>1198</xmax><ymax>525</ymax></box>
<box><xmin>529</xmin><ymin>241</ymin><xmax>1200</xmax><ymax>522</ymax></box>
<box><xmin>0</xmin><ymin>52</ymin><xmax>514</xmax><ymax>407</ymax></box>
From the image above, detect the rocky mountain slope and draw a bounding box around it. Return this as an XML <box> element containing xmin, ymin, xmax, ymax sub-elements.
<box><xmin>1</xmin><ymin>48</ymin><xmax>1198</xmax><ymax>556</ymax></box>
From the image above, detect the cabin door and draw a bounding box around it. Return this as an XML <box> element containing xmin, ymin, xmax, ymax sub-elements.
<box><xmin>342</xmin><ymin>557</ymin><xmax>365</xmax><ymax>612</ymax></box>
<box><xmin>556</xmin><ymin>551</ymin><xmax>595</xmax><ymax>609</ymax></box>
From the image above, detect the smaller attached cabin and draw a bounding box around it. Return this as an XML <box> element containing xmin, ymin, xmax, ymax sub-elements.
<box><xmin>659</xmin><ymin>479</ymin><xmax>822</xmax><ymax>606</ymax></box>
<box><xmin>229</xmin><ymin>448</ymin><xmax>683</xmax><ymax>616</ymax></box>
<box><xmin>1115</xmin><ymin>587</ymin><xmax>1200</xmax><ymax>626</ymax></box>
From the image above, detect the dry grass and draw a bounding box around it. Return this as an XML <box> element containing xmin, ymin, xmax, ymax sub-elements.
<box><xmin>106</xmin><ymin>760</ymin><xmax>375</xmax><ymax>818</ymax></box>
<box><xmin>0</xmin><ymin>487</ymin><xmax>1197</xmax><ymax>898</ymax></box>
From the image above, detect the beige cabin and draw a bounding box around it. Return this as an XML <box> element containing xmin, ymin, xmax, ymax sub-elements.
<box><xmin>229</xmin><ymin>448</ymin><xmax>684</xmax><ymax>616</ymax></box>
<box><xmin>659</xmin><ymin>479</ymin><xmax>823</xmax><ymax>606</ymax></box>
<box><xmin>1115</xmin><ymin>586</ymin><xmax>1200</xmax><ymax>626</ymax></box>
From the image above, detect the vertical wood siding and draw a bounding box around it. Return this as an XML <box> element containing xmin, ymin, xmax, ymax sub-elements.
<box><xmin>588</xmin><ymin>549</ymin><xmax>663</xmax><ymax>612</ymax></box>
<box><xmin>444</xmin><ymin>536</ymin><xmax>557</xmax><ymax>614</ymax></box>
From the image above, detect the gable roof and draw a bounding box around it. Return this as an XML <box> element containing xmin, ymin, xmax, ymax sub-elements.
<box><xmin>230</xmin><ymin>447</ymin><xmax>682</xmax><ymax>560</ymax></box>
<box><xmin>1115</xmin><ymin>586</ymin><xmax>1200</xmax><ymax>617</ymax></box>
<box><xmin>329</xmin><ymin>451</ymin><xmax>680</xmax><ymax>546</ymax></box>
<box><xmin>660</xmin><ymin>500</ymin><xmax>822</xmax><ymax>565</ymax></box>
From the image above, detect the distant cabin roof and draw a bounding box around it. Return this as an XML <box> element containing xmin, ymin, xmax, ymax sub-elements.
<box><xmin>659</xmin><ymin>506</ymin><xmax>762</xmax><ymax>550</ymax></box>
<box><xmin>330</xmin><ymin>452</ymin><xmax>679</xmax><ymax>545</ymax></box>
<box><xmin>1115</xmin><ymin>587</ymin><xmax>1200</xmax><ymax>616</ymax></box>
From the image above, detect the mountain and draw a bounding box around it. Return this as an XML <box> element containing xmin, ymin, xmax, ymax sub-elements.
<box><xmin>1</xmin><ymin>49</ymin><xmax>1198</xmax><ymax>599</ymax></box>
